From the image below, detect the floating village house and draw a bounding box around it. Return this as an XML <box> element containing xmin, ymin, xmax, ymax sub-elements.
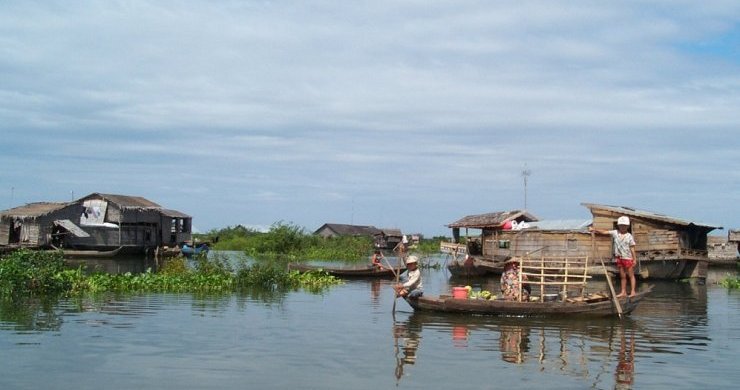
<box><xmin>0</xmin><ymin>193</ymin><xmax>192</xmax><ymax>254</ymax></box>
<box><xmin>707</xmin><ymin>233</ymin><xmax>740</xmax><ymax>263</ymax></box>
<box><xmin>444</xmin><ymin>204</ymin><xmax>721</xmax><ymax>279</ymax></box>
<box><xmin>313</xmin><ymin>223</ymin><xmax>403</xmax><ymax>250</ymax></box>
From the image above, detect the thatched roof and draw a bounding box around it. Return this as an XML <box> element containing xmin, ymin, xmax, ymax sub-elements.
<box><xmin>447</xmin><ymin>210</ymin><xmax>538</xmax><ymax>229</ymax></box>
<box><xmin>81</xmin><ymin>193</ymin><xmax>162</xmax><ymax>208</ymax></box>
<box><xmin>377</xmin><ymin>228</ymin><xmax>403</xmax><ymax>237</ymax></box>
<box><xmin>314</xmin><ymin>223</ymin><xmax>381</xmax><ymax>236</ymax></box>
<box><xmin>0</xmin><ymin>202</ymin><xmax>71</xmax><ymax>218</ymax></box>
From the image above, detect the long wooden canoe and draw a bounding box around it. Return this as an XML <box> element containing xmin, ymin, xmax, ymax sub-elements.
<box><xmin>404</xmin><ymin>286</ymin><xmax>652</xmax><ymax>317</ymax></box>
<box><xmin>288</xmin><ymin>263</ymin><xmax>405</xmax><ymax>278</ymax></box>
<box><xmin>447</xmin><ymin>259</ymin><xmax>502</xmax><ymax>277</ymax></box>
<box><xmin>49</xmin><ymin>246</ymin><xmax>124</xmax><ymax>258</ymax></box>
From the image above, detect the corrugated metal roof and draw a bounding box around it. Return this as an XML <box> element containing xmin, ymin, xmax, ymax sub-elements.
<box><xmin>447</xmin><ymin>210</ymin><xmax>538</xmax><ymax>228</ymax></box>
<box><xmin>582</xmin><ymin>203</ymin><xmax>722</xmax><ymax>230</ymax></box>
<box><xmin>526</xmin><ymin>219</ymin><xmax>592</xmax><ymax>231</ymax></box>
<box><xmin>0</xmin><ymin>202</ymin><xmax>70</xmax><ymax>218</ymax></box>
<box><xmin>53</xmin><ymin>219</ymin><xmax>91</xmax><ymax>237</ymax></box>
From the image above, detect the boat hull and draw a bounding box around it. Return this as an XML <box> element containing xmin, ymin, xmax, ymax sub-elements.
<box><xmin>405</xmin><ymin>287</ymin><xmax>651</xmax><ymax>317</ymax></box>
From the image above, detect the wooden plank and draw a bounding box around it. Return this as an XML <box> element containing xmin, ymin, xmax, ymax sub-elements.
<box><xmin>525</xmin><ymin>281</ymin><xmax>592</xmax><ymax>286</ymax></box>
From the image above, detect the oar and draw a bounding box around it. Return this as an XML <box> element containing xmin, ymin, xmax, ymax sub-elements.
<box><xmin>593</xmin><ymin>231</ymin><xmax>623</xmax><ymax>319</ymax></box>
<box><xmin>601</xmin><ymin>258</ymin><xmax>623</xmax><ymax>319</ymax></box>
<box><xmin>382</xmin><ymin>257</ymin><xmax>402</xmax><ymax>314</ymax></box>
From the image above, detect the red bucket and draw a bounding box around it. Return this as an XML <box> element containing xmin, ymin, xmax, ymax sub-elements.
<box><xmin>452</xmin><ymin>287</ymin><xmax>468</xmax><ymax>299</ymax></box>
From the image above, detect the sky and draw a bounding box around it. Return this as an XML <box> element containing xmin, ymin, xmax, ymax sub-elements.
<box><xmin>1</xmin><ymin>1</ymin><xmax>739</xmax><ymax>237</ymax></box>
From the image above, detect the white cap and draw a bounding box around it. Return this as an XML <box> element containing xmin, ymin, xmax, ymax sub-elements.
<box><xmin>406</xmin><ymin>255</ymin><xmax>419</xmax><ymax>264</ymax></box>
<box><xmin>617</xmin><ymin>216</ymin><xmax>630</xmax><ymax>226</ymax></box>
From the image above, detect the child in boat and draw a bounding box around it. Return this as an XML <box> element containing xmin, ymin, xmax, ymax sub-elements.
<box><xmin>500</xmin><ymin>257</ymin><xmax>530</xmax><ymax>301</ymax></box>
<box><xmin>371</xmin><ymin>250</ymin><xmax>385</xmax><ymax>269</ymax></box>
<box><xmin>590</xmin><ymin>216</ymin><xmax>638</xmax><ymax>298</ymax></box>
<box><xmin>394</xmin><ymin>256</ymin><xmax>423</xmax><ymax>298</ymax></box>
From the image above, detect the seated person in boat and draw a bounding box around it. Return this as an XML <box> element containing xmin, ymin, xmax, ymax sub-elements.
<box><xmin>394</xmin><ymin>256</ymin><xmax>423</xmax><ymax>298</ymax></box>
<box><xmin>500</xmin><ymin>258</ymin><xmax>530</xmax><ymax>301</ymax></box>
<box><xmin>371</xmin><ymin>250</ymin><xmax>385</xmax><ymax>269</ymax></box>
<box><xmin>463</xmin><ymin>254</ymin><xmax>475</xmax><ymax>269</ymax></box>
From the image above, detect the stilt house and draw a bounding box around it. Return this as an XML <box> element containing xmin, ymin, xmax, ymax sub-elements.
<box><xmin>0</xmin><ymin>193</ymin><xmax>191</xmax><ymax>253</ymax></box>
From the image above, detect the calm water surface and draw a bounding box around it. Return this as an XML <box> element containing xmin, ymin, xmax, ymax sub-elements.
<box><xmin>1</xmin><ymin>254</ymin><xmax>738</xmax><ymax>389</ymax></box>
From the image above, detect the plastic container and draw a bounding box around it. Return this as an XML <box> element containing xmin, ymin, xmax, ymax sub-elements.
<box><xmin>543</xmin><ymin>293</ymin><xmax>558</xmax><ymax>302</ymax></box>
<box><xmin>452</xmin><ymin>287</ymin><xmax>468</xmax><ymax>299</ymax></box>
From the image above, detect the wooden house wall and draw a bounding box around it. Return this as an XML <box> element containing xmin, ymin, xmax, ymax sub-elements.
<box><xmin>1</xmin><ymin>205</ymin><xmax>81</xmax><ymax>248</ymax></box>
<box><xmin>104</xmin><ymin>205</ymin><xmax>160</xmax><ymax>224</ymax></box>
<box><xmin>708</xmin><ymin>241</ymin><xmax>739</xmax><ymax>260</ymax></box>
<box><xmin>0</xmin><ymin>219</ymin><xmax>10</xmax><ymax>245</ymax></box>
<box><xmin>482</xmin><ymin>230</ymin><xmax>601</xmax><ymax>260</ymax></box>
<box><xmin>315</xmin><ymin>227</ymin><xmax>336</xmax><ymax>238</ymax></box>
<box><xmin>592</xmin><ymin>211</ymin><xmax>709</xmax><ymax>261</ymax></box>
<box><xmin>66</xmin><ymin>225</ymin><xmax>158</xmax><ymax>248</ymax></box>
<box><xmin>159</xmin><ymin>216</ymin><xmax>192</xmax><ymax>246</ymax></box>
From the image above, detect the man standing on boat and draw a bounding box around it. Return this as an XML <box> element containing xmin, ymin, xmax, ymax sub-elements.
<box><xmin>394</xmin><ymin>256</ymin><xmax>423</xmax><ymax>298</ymax></box>
<box><xmin>590</xmin><ymin>216</ymin><xmax>638</xmax><ymax>298</ymax></box>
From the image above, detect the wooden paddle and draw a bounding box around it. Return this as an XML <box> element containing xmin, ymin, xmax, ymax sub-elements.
<box><xmin>382</xmin><ymin>257</ymin><xmax>402</xmax><ymax>314</ymax></box>
<box><xmin>600</xmin><ymin>258</ymin><xmax>623</xmax><ymax>319</ymax></box>
<box><xmin>591</xmin><ymin>232</ymin><xmax>622</xmax><ymax>320</ymax></box>
<box><xmin>593</xmin><ymin>231</ymin><xmax>623</xmax><ymax>319</ymax></box>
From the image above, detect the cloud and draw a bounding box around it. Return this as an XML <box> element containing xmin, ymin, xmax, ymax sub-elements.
<box><xmin>1</xmin><ymin>1</ymin><xmax>739</xmax><ymax>235</ymax></box>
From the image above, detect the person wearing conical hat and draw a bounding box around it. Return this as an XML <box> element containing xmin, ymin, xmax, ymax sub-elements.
<box><xmin>394</xmin><ymin>255</ymin><xmax>423</xmax><ymax>298</ymax></box>
<box><xmin>590</xmin><ymin>216</ymin><xmax>638</xmax><ymax>298</ymax></box>
<box><xmin>500</xmin><ymin>257</ymin><xmax>530</xmax><ymax>301</ymax></box>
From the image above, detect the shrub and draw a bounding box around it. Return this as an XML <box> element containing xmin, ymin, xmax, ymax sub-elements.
<box><xmin>0</xmin><ymin>249</ymin><xmax>69</xmax><ymax>296</ymax></box>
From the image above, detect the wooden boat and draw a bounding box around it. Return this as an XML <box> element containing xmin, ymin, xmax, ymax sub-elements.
<box><xmin>50</xmin><ymin>245</ymin><xmax>124</xmax><ymax>258</ymax></box>
<box><xmin>404</xmin><ymin>287</ymin><xmax>652</xmax><ymax>317</ymax></box>
<box><xmin>288</xmin><ymin>263</ymin><xmax>405</xmax><ymax>278</ymax></box>
<box><xmin>181</xmin><ymin>243</ymin><xmax>209</xmax><ymax>257</ymax></box>
<box><xmin>447</xmin><ymin>257</ymin><xmax>503</xmax><ymax>277</ymax></box>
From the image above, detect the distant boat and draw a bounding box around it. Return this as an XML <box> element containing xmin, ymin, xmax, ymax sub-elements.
<box><xmin>181</xmin><ymin>243</ymin><xmax>209</xmax><ymax>257</ymax></box>
<box><xmin>447</xmin><ymin>256</ymin><xmax>504</xmax><ymax>277</ymax></box>
<box><xmin>288</xmin><ymin>263</ymin><xmax>404</xmax><ymax>278</ymax></box>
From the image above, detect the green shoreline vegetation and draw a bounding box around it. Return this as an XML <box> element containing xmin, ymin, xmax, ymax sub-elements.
<box><xmin>0</xmin><ymin>249</ymin><xmax>342</xmax><ymax>299</ymax></box>
<box><xmin>200</xmin><ymin>222</ymin><xmax>447</xmax><ymax>261</ymax></box>
<box><xmin>202</xmin><ymin>222</ymin><xmax>375</xmax><ymax>262</ymax></box>
<box><xmin>720</xmin><ymin>275</ymin><xmax>740</xmax><ymax>289</ymax></box>
<box><xmin>1</xmin><ymin>222</ymin><xmax>450</xmax><ymax>299</ymax></box>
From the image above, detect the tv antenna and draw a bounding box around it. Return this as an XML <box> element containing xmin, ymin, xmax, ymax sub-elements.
<box><xmin>521</xmin><ymin>165</ymin><xmax>531</xmax><ymax>210</ymax></box>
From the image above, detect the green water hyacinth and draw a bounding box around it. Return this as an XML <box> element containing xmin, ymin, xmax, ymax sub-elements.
<box><xmin>0</xmin><ymin>250</ymin><xmax>342</xmax><ymax>298</ymax></box>
<box><xmin>720</xmin><ymin>276</ymin><xmax>740</xmax><ymax>289</ymax></box>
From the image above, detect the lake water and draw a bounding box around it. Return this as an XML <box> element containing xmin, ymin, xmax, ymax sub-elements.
<box><xmin>1</xmin><ymin>254</ymin><xmax>739</xmax><ymax>389</ymax></box>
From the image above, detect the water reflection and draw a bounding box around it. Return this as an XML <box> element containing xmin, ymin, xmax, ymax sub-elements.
<box><xmin>389</xmin><ymin>294</ymin><xmax>714</xmax><ymax>388</ymax></box>
<box><xmin>370</xmin><ymin>279</ymin><xmax>382</xmax><ymax>306</ymax></box>
<box><xmin>500</xmin><ymin>325</ymin><xmax>530</xmax><ymax>364</ymax></box>
<box><xmin>0</xmin><ymin>297</ymin><xmax>63</xmax><ymax>332</ymax></box>
<box><xmin>392</xmin><ymin>314</ymin><xmax>422</xmax><ymax>382</ymax></box>
<box><xmin>615</xmin><ymin>327</ymin><xmax>636</xmax><ymax>389</ymax></box>
<box><xmin>64</xmin><ymin>254</ymin><xmax>160</xmax><ymax>274</ymax></box>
